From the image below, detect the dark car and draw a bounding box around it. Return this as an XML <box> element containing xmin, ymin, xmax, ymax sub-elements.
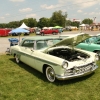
<box><xmin>66</xmin><ymin>27</ymin><xmax>72</xmax><ymax>31</ymax></box>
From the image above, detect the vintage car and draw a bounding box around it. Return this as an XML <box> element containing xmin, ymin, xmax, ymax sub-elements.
<box><xmin>10</xmin><ymin>34</ymin><xmax>98</xmax><ymax>82</ymax></box>
<box><xmin>59</xmin><ymin>34</ymin><xmax>100</xmax><ymax>58</ymax></box>
<box><xmin>76</xmin><ymin>35</ymin><xmax>100</xmax><ymax>57</ymax></box>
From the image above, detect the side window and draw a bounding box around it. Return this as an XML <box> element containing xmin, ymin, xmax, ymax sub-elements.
<box><xmin>36</xmin><ymin>40</ymin><xmax>47</xmax><ymax>49</ymax></box>
<box><xmin>85</xmin><ymin>39</ymin><xmax>89</xmax><ymax>43</ymax></box>
<box><xmin>22</xmin><ymin>40</ymin><xmax>34</xmax><ymax>48</ymax></box>
<box><xmin>47</xmin><ymin>40</ymin><xmax>53</xmax><ymax>46</ymax></box>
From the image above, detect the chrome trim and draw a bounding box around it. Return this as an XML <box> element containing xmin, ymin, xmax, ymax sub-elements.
<box><xmin>56</xmin><ymin>65</ymin><xmax>98</xmax><ymax>80</ymax></box>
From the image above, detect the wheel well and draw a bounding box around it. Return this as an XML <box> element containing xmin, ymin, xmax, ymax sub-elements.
<box><xmin>14</xmin><ymin>53</ymin><xmax>16</xmax><ymax>57</ymax></box>
<box><xmin>43</xmin><ymin>64</ymin><xmax>50</xmax><ymax>74</ymax></box>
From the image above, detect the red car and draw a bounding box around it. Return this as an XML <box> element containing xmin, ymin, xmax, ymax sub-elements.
<box><xmin>40</xmin><ymin>29</ymin><xmax>59</xmax><ymax>36</ymax></box>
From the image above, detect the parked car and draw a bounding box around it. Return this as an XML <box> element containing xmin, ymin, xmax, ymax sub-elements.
<box><xmin>35</xmin><ymin>29</ymin><xmax>41</xmax><ymax>35</ymax></box>
<box><xmin>10</xmin><ymin>34</ymin><xmax>98</xmax><ymax>82</ymax></box>
<box><xmin>59</xmin><ymin>33</ymin><xmax>100</xmax><ymax>58</ymax></box>
<box><xmin>40</xmin><ymin>29</ymin><xmax>59</xmax><ymax>36</ymax></box>
<box><xmin>66</xmin><ymin>27</ymin><xmax>72</xmax><ymax>31</ymax></box>
<box><xmin>76</xmin><ymin>35</ymin><xmax>100</xmax><ymax>57</ymax></box>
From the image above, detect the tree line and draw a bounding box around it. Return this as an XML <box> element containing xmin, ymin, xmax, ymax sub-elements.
<box><xmin>0</xmin><ymin>10</ymin><xmax>93</xmax><ymax>29</ymax></box>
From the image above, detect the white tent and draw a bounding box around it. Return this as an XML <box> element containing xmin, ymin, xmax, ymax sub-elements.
<box><xmin>79</xmin><ymin>24</ymin><xmax>86</xmax><ymax>27</ymax></box>
<box><xmin>19</xmin><ymin>22</ymin><xmax>30</xmax><ymax>29</ymax></box>
<box><xmin>42</xmin><ymin>27</ymin><xmax>48</xmax><ymax>29</ymax></box>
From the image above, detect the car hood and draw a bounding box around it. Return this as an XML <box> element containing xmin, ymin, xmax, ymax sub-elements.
<box><xmin>44</xmin><ymin>33</ymin><xmax>91</xmax><ymax>52</ymax></box>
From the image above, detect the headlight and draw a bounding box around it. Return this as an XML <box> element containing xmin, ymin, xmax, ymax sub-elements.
<box><xmin>62</xmin><ymin>61</ymin><xmax>68</xmax><ymax>69</ymax></box>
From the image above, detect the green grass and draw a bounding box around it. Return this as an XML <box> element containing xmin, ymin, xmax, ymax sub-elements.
<box><xmin>0</xmin><ymin>54</ymin><xmax>100</xmax><ymax>100</ymax></box>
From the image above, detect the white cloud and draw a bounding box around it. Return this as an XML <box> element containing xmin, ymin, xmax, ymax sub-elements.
<box><xmin>41</xmin><ymin>4</ymin><xmax>58</xmax><ymax>9</ymax></box>
<box><xmin>0</xmin><ymin>17</ymin><xmax>5</xmax><ymax>19</ymax></box>
<box><xmin>77</xmin><ymin>10</ymin><xmax>82</xmax><ymax>13</ymax></box>
<box><xmin>95</xmin><ymin>8</ymin><xmax>98</xmax><ymax>10</ymax></box>
<box><xmin>89</xmin><ymin>12</ymin><xmax>100</xmax><ymax>15</ymax></box>
<box><xmin>41</xmin><ymin>0</ymin><xmax>99</xmax><ymax>10</ymax></box>
<box><xmin>10</xmin><ymin>0</ymin><xmax>24</xmax><ymax>2</ymax></box>
<box><xmin>19</xmin><ymin>8</ymin><xmax>32</xmax><ymax>12</ymax></box>
<box><xmin>5</xmin><ymin>13</ymin><xmax>10</xmax><ymax>16</ymax></box>
<box><xmin>26</xmin><ymin>14</ymin><xmax>37</xmax><ymax>18</ymax></box>
<box><xmin>84</xmin><ymin>12</ymin><xmax>88</xmax><ymax>15</ymax></box>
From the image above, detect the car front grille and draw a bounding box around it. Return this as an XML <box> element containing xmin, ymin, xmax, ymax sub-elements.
<box><xmin>65</xmin><ymin>62</ymin><xmax>96</xmax><ymax>76</ymax></box>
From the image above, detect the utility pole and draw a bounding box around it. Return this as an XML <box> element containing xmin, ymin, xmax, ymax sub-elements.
<box><xmin>93</xmin><ymin>17</ymin><xmax>96</xmax><ymax>23</ymax></box>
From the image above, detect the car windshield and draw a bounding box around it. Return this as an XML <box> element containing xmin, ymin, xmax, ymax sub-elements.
<box><xmin>36</xmin><ymin>39</ymin><xmax>62</xmax><ymax>50</ymax></box>
<box><xmin>83</xmin><ymin>36</ymin><xmax>98</xmax><ymax>43</ymax></box>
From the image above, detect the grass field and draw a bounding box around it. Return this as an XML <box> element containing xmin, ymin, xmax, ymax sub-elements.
<box><xmin>0</xmin><ymin>54</ymin><xmax>100</xmax><ymax>100</ymax></box>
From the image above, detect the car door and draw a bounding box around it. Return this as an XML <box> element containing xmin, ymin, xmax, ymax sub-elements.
<box><xmin>76</xmin><ymin>39</ymin><xmax>94</xmax><ymax>52</ymax></box>
<box><xmin>20</xmin><ymin>40</ymin><xmax>36</xmax><ymax>66</ymax></box>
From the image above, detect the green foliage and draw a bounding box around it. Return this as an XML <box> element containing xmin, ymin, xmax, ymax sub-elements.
<box><xmin>0</xmin><ymin>11</ymin><xmax>94</xmax><ymax>29</ymax></box>
<box><xmin>82</xmin><ymin>18</ymin><xmax>93</xmax><ymax>25</ymax></box>
<box><xmin>0</xmin><ymin>54</ymin><xmax>100</xmax><ymax>100</ymax></box>
<box><xmin>71</xmin><ymin>21</ymin><xmax>80</xmax><ymax>28</ymax></box>
<box><xmin>28</xmin><ymin>18</ymin><xmax>37</xmax><ymax>27</ymax></box>
<box><xmin>37</xmin><ymin>17</ymin><xmax>50</xmax><ymax>28</ymax></box>
<box><xmin>66</xmin><ymin>20</ymin><xmax>71</xmax><ymax>26</ymax></box>
<box><xmin>50</xmin><ymin>10</ymin><xmax>66</xmax><ymax>27</ymax></box>
<box><xmin>20</xmin><ymin>18</ymin><xmax>37</xmax><ymax>28</ymax></box>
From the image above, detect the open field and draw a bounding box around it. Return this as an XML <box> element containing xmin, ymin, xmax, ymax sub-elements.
<box><xmin>0</xmin><ymin>54</ymin><xmax>100</xmax><ymax>100</ymax></box>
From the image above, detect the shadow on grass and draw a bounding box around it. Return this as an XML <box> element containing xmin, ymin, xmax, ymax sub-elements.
<box><xmin>55</xmin><ymin>72</ymin><xmax>94</xmax><ymax>86</ymax></box>
<box><xmin>10</xmin><ymin>58</ymin><xmax>95</xmax><ymax>85</ymax></box>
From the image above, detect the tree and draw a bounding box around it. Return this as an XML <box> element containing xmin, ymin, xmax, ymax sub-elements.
<box><xmin>66</xmin><ymin>20</ymin><xmax>71</xmax><ymax>26</ymax></box>
<box><xmin>20</xmin><ymin>19</ymin><xmax>29</xmax><ymax>26</ymax></box>
<box><xmin>37</xmin><ymin>17</ymin><xmax>50</xmax><ymax>28</ymax></box>
<box><xmin>50</xmin><ymin>10</ymin><xmax>66</xmax><ymax>27</ymax></box>
<box><xmin>82</xmin><ymin>18</ymin><xmax>93</xmax><ymax>25</ymax></box>
<box><xmin>0</xmin><ymin>23</ymin><xmax>6</xmax><ymax>28</ymax></box>
<box><xmin>71</xmin><ymin>21</ymin><xmax>80</xmax><ymax>28</ymax></box>
<box><xmin>27</xmin><ymin>18</ymin><xmax>37</xmax><ymax>27</ymax></box>
<box><xmin>8</xmin><ymin>21</ymin><xmax>20</xmax><ymax>28</ymax></box>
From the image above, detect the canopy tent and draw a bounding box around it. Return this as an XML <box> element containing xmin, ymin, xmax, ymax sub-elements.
<box><xmin>42</xmin><ymin>27</ymin><xmax>48</xmax><ymax>29</ymax></box>
<box><xmin>9</xmin><ymin>28</ymin><xmax>29</xmax><ymax>43</ymax></box>
<box><xmin>53</xmin><ymin>26</ymin><xmax>63</xmax><ymax>29</ymax></box>
<box><xmin>48</xmin><ymin>27</ymin><xmax>54</xmax><ymax>29</ymax></box>
<box><xmin>18</xmin><ymin>22</ymin><xmax>30</xmax><ymax>29</ymax></box>
<box><xmin>79</xmin><ymin>24</ymin><xmax>86</xmax><ymax>27</ymax></box>
<box><xmin>9</xmin><ymin>28</ymin><xmax>29</xmax><ymax>34</ymax></box>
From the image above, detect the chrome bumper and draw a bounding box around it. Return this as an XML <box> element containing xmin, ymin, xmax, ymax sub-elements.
<box><xmin>56</xmin><ymin>65</ymin><xmax>98</xmax><ymax>80</ymax></box>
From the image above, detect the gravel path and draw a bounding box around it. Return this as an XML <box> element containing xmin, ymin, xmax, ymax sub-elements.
<box><xmin>0</xmin><ymin>37</ymin><xmax>22</xmax><ymax>54</ymax></box>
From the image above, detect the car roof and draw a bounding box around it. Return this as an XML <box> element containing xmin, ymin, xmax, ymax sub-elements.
<box><xmin>22</xmin><ymin>36</ymin><xmax>61</xmax><ymax>41</ymax></box>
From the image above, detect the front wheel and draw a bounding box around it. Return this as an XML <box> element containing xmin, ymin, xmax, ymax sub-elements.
<box><xmin>15</xmin><ymin>55</ymin><xmax>20</xmax><ymax>63</ymax></box>
<box><xmin>45</xmin><ymin>66</ymin><xmax>55</xmax><ymax>82</ymax></box>
<box><xmin>52</xmin><ymin>32</ymin><xmax>56</xmax><ymax>35</ymax></box>
<box><xmin>41</xmin><ymin>33</ymin><xmax>44</xmax><ymax>36</ymax></box>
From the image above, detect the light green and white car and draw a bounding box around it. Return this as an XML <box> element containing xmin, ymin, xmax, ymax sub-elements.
<box><xmin>10</xmin><ymin>34</ymin><xmax>98</xmax><ymax>82</ymax></box>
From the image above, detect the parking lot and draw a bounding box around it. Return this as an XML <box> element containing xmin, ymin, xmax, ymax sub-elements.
<box><xmin>0</xmin><ymin>31</ymin><xmax>100</xmax><ymax>54</ymax></box>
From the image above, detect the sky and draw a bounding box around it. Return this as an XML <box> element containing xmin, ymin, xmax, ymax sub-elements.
<box><xmin>0</xmin><ymin>0</ymin><xmax>100</xmax><ymax>23</ymax></box>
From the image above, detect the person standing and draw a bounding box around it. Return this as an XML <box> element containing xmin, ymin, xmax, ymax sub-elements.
<box><xmin>58</xmin><ymin>28</ymin><xmax>62</xmax><ymax>34</ymax></box>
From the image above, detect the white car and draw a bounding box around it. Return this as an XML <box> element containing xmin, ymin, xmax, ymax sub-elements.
<box><xmin>10</xmin><ymin>33</ymin><xmax>98</xmax><ymax>82</ymax></box>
